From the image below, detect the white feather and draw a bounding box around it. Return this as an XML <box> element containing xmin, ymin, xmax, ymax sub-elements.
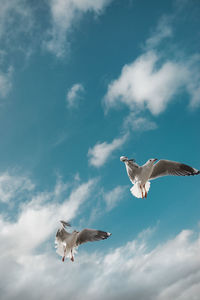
<box><xmin>130</xmin><ymin>181</ymin><xmax>151</xmax><ymax>198</ymax></box>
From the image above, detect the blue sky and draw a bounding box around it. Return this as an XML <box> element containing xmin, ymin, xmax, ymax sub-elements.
<box><xmin>0</xmin><ymin>0</ymin><xmax>200</xmax><ymax>299</ymax></box>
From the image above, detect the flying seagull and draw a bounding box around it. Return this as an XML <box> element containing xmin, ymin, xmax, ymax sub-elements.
<box><xmin>120</xmin><ymin>156</ymin><xmax>200</xmax><ymax>199</ymax></box>
<box><xmin>55</xmin><ymin>221</ymin><xmax>111</xmax><ymax>262</ymax></box>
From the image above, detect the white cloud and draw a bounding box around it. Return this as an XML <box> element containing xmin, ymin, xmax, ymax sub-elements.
<box><xmin>0</xmin><ymin>176</ymin><xmax>96</xmax><ymax>259</ymax></box>
<box><xmin>88</xmin><ymin>134</ymin><xmax>128</xmax><ymax>167</ymax></box>
<box><xmin>0</xmin><ymin>223</ymin><xmax>200</xmax><ymax>300</ymax></box>
<box><xmin>104</xmin><ymin>185</ymin><xmax>127</xmax><ymax>211</ymax></box>
<box><xmin>45</xmin><ymin>0</ymin><xmax>112</xmax><ymax>57</ymax></box>
<box><xmin>104</xmin><ymin>51</ymin><xmax>191</xmax><ymax>115</ymax></box>
<box><xmin>66</xmin><ymin>83</ymin><xmax>84</xmax><ymax>108</ymax></box>
<box><xmin>0</xmin><ymin>171</ymin><xmax>34</xmax><ymax>203</ymax></box>
<box><xmin>104</xmin><ymin>13</ymin><xmax>200</xmax><ymax>115</ymax></box>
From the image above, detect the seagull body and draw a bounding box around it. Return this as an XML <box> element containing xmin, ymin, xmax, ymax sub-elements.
<box><xmin>55</xmin><ymin>221</ymin><xmax>111</xmax><ymax>262</ymax></box>
<box><xmin>120</xmin><ymin>156</ymin><xmax>200</xmax><ymax>199</ymax></box>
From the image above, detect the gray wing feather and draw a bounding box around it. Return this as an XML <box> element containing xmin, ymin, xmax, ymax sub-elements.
<box><xmin>125</xmin><ymin>161</ymin><xmax>140</xmax><ymax>183</ymax></box>
<box><xmin>76</xmin><ymin>229</ymin><xmax>111</xmax><ymax>246</ymax></box>
<box><xmin>150</xmin><ymin>160</ymin><xmax>200</xmax><ymax>180</ymax></box>
<box><xmin>56</xmin><ymin>228</ymin><xmax>71</xmax><ymax>242</ymax></box>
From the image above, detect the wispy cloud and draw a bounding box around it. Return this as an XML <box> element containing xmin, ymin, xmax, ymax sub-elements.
<box><xmin>0</xmin><ymin>223</ymin><xmax>199</xmax><ymax>299</ymax></box>
<box><xmin>0</xmin><ymin>66</ymin><xmax>13</xmax><ymax>98</ymax></box>
<box><xmin>66</xmin><ymin>83</ymin><xmax>84</xmax><ymax>108</ymax></box>
<box><xmin>123</xmin><ymin>112</ymin><xmax>157</xmax><ymax>132</ymax></box>
<box><xmin>88</xmin><ymin>134</ymin><xmax>128</xmax><ymax>167</ymax></box>
<box><xmin>45</xmin><ymin>0</ymin><xmax>112</xmax><ymax>57</ymax></box>
<box><xmin>145</xmin><ymin>15</ymin><xmax>173</xmax><ymax>49</ymax></box>
<box><xmin>0</xmin><ymin>0</ymin><xmax>35</xmax><ymax>99</ymax></box>
<box><xmin>0</xmin><ymin>171</ymin><xmax>34</xmax><ymax>203</ymax></box>
<box><xmin>88</xmin><ymin>111</ymin><xmax>157</xmax><ymax>169</ymax></box>
<box><xmin>0</xmin><ymin>0</ymin><xmax>33</xmax><ymax>40</ymax></box>
<box><xmin>104</xmin><ymin>185</ymin><xmax>127</xmax><ymax>211</ymax></box>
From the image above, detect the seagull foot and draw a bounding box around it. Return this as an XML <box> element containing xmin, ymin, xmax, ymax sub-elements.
<box><xmin>140</xmin><ymin>185</ymin><xmax>144</xmax><ymax>199</ymax></box>
<box><xmin>71</xmin><ymin>256</ymin><xmax>74</xmax><ymax>262</ymax></box>
<box><xmin>62</xmin><ymin>256</ymin><xmax>65</xmax><ymax>262</ymax></box>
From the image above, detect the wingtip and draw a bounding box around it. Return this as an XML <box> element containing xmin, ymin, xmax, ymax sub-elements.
<box><xmin>192</xmin><ymin>169</ymin><xmax>200</xmax><ymax>175</ymax></box>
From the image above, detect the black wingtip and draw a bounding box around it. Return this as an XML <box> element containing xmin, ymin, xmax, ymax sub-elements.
<box><xmin>104</xmin><ymin>232</ymin><xmax>112</xmax><ymax>239</ymax></box>
<box><xmin>191</xmin><ymin>170</ymin><xmax>200</xmax><ymax>176</ymax></box>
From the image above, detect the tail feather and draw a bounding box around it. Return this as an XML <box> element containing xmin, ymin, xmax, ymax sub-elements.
<box><xmin>130</xmin><ymin>181</ymin><xmax>151</xmax><ymax>198</ymax></box>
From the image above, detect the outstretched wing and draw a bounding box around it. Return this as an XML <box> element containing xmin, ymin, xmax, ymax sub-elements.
<box><xmin>76</xmin><ymin>229</ymin><xmax>111</xmax><ymax>246</ymax></box>
<box><xmin>150</xmin><ymin>159</ymin><xmax>200</xmax><ymax>180</ymax></box>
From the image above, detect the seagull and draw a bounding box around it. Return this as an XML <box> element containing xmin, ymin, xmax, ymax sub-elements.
<box><xmin>55</xmin><ymin>221</ymin><xmax>112</xmax><ymax>262</ymax></box>
<box><xmin>120</xmin><ymin>156</ymin><xmax>200</xmax><ymax>199</ymax></box>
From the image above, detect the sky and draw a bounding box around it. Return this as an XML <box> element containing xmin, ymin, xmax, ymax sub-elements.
<box><xmin>0</xmin><ymin>0</ymin><xmax>200</xmax><ymax>299</ymax></box>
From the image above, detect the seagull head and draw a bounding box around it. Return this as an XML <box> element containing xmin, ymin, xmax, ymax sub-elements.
<box><xmin>120</xmin><ymin>156</ymin><xmax>135</xmax><ymax>163</ymax></box>
<box><xmin>60</xmin><ymin>220</ymin><xmax>71</xmax><ymax>228</ymax></box>
<box><xmin>147</xmin><ymin>158</ymin><xmax>158</xmax><ymax>165</ymax></box>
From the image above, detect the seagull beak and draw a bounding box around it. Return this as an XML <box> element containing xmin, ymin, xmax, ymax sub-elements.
<box><xmin>128</xmin><ymin>159</ymin><xmax>134</xmax><ymax>161</ymax></box>
<box><xmin>153</xmin><ymin>158</ymin><xmax>158</xmax><ymax>162</ymax></box>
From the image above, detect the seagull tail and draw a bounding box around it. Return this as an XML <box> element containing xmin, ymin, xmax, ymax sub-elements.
<box><xmin>130</xmin><ymin>181</ymin><xmax>151</xmax><ymax>198</ymax></box>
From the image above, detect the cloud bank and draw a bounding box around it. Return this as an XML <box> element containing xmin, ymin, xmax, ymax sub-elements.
<box><xmin>1</xmin><ymin>220</ymin><xmax>199</xmax><ymax>300</ymax></box>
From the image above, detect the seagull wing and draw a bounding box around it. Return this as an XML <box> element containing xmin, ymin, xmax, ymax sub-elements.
<box><xmin>126</xmin><ymin>160</ymin><xmax>140</xmax><ymax>183</ymax></box>
<box><xmin>150</xmin><ymin>159</ymin><xmax>200</xmax><ymax>180</ymax></box>
<box><xmin>76</xmin><ymin>229</ymin><xmax>111</xmax><ymax>246</ymax></box>
<box><xmin>55</xmin><ymin>228</ymin><xmax>71</xmax><ymax>242</ymax></box>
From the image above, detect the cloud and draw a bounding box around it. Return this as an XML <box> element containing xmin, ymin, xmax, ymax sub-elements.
<box><xmin>145</xmin><ymin>15</ymin><xmax>173</xmax><ymax>49</ymax></box>
<box><xmin>104</xmin><ymin>13</ymin><xmax>200</xmax><ymax>115</ymax></box>
<box><xmin>0</xmin><ymin>66</ymin><xmax>13</xmax><ymax>98</ymax></box>
<box><xmin>45</xmin><ymin>0</ymin><xmax>112</xmax><ymax>57</ymax></box>
<box><xmin>66</xmin><ymin>83</ymin><xmax>84</xmax><ymax>108</ymax></box>
<box><xmin>0</xmin><ymin>176</ymin><xmax>96</xmax><ymax>260</ymax></box>
<box><xmin>0</xmin><ymin>223</ymin><xmax>200</xmax><ymax>300</ymax></box>
<box><xmin>123</xmin><ymin>112</ymin><xmax>157</xmax><ymax>132</ymax></box>
<box><xmin>104</xmin><ymin>185</ymin><xmax>127</xmax><ymax>211</ymax></box>
<box><xmin>0</xmin><ymin>0</ymin><xmax>34</xmax><ymax>98</ymax></box>
<box><xmin>88</xmin><ymin>134</ymin><xmax>128</xmax><ymax>167</ymax></box>
<box><xmin>0</xmin><ymin>171</ymin><xmax>34</xmax><ymax>203</ymax></box>
<box><xmin>104</xmin><ymin>51</ymin><xmax>191</xmax><ymax>115</ymax></box>
<box><xmin>0</xmin><ymin>0</ymin><xmax>33</xmax><ymax>40</ymax></box>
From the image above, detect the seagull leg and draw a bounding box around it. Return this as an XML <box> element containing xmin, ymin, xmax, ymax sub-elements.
<box><xmin>140</xmin><ymin>184</ymin><xmax>144</xmax><ymax>199</ymax></box>
<box><xmin>143</xmin><ymin>185</ymin><xmax>147</xmax><ymax>199</ymax></box>
<box><xmin>70</xmin><ymin>249</ymin><xmax>74</xmax><ymax>262</ymax></box>
<box><xmin>62</xmin><ymin>245</ymin><xmax>67</xmax><ymax>262</ymax></box>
